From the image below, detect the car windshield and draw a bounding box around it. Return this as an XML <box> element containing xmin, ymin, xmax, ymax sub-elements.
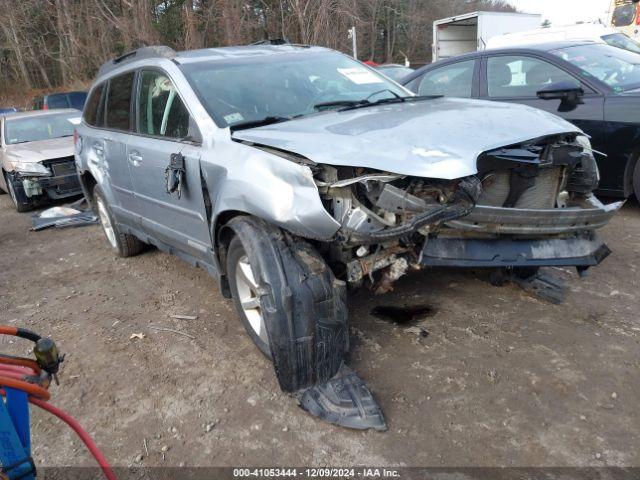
<box><xmin>180</xmin><ymin>51</ymin><xmax>409</xmax><ymax>128</ymax></box>
<box><xmin>602</xmin><ymin>33</ymin><xmax>640</xmax><ymax>54</ymax></box>
<box><xmin>4</xmin><ymin>113</ymin><xmax>80</xmax><ymax>145</ymax></box>
<box><xmin>552</xmin><ymin>43</ymin><xmax>640</xmax><ymax>91</ymax></box>
<box><xmin>612</xmin><ymin>4</ymin><xmax>636</xmax><ymax>27</ymax></box>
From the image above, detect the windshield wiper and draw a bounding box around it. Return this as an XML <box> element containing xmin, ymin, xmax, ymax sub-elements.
<box><xmin>314</xmin><ymin>91</ymin><xmax>443</xmax><ymax>113</ymax></box>
<box><xmin>229</xmin><ymin>116</ymin><xmax>292</xmax><ymax>131</ymax></box>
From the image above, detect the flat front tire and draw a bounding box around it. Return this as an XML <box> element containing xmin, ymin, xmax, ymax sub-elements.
<box><xmin>227</xmin><ymin>234</ymin><xmax>272</xmax><ymax>358</ymax></box>
<box><xmin>93</xmin><ymin>186</ymin><xmax>145</xmax><ymax>257</ymax></box>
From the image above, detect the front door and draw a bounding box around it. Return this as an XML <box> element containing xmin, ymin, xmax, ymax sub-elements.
<box><xmin>481</xmin><ymin>54</ymin><xmax>606</xmax><ymax>155</ymax></box>
<box><xmin>128</xmin><ymin>69</ymin><xmax>211</xmax><ymax>260</ymax></box>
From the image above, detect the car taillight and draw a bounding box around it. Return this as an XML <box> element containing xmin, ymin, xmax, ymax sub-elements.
<box><xmin>636</xmin><ymin>4</ymin><xmax>640</xmax><ymax>25</ymax></box>
<box><xmin>73</xmin><ymin>129</ymin><xmax>78</xmax><ymax>145</ymax></box>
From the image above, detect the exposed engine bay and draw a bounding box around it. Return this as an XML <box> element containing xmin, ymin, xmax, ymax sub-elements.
<box><xmin>311</xmin><ymin>133</ymin><xmax>605</xmax><ymax>294</ymax></box>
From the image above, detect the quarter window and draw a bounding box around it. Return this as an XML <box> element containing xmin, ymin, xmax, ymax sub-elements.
<box><xmin>487</xmin><ymin>56</ymin><xmax>577</xmax><ymax>98</ymax></box>
<box><xmin>105</xmin><ymin>72</ymin><xmax>135</xmax><ymax>131</ymax></box>
<box><xmin>417</xmin><ymin>60</ymin><xmax>475</xmax><ymax>98</ymax></box>
<box><xmin>83</xmin><ymin>84</ymin><xmax>105</xmax><ymax>127</ymax></box>
<box><xmin>138</xmin><ymin>70</ymin><xmax>190</xmax><ymax>139</ymax></box>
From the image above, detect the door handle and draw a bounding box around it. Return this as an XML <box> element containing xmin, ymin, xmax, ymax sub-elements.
<box><xmin>128</xmin><ymin>152</ymin><xmax>143</xmax><ymax>167</ymax></box>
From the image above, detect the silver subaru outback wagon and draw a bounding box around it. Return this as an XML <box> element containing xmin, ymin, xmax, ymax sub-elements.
<box><xmin>75</xmin><ymin>45</ymin><xmax>622</xmax><ymax>430</ymax></box>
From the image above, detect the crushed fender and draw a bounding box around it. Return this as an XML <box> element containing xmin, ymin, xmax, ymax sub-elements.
<box><xmin>31</xmin><ymin>198</ymin><xmax>98</xmax><ymax>231</ymax></box>
<box><xmin>297</xmin><ymin>364</ymin><xmax>387</xmax><ymax>431</ymax></box>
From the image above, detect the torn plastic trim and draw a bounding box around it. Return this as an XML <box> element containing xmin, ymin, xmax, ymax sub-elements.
<box><xmin>235</xmin><ymin>140</ymin><xmax>317</xmax><ymax>167</ymax></box>
<box><xmin>321</xmin><ymin>173</ymin><xmax>404</xmax><ymax>189</ymax></box>
<box><xmin>297</xmin><ymin>364</ymin><xmax>387</xmax><ymax>431</ymax></box>
<box><xmin>226</xmin><ymin>216</ymin><xmax>386</xmax><ymax>430</ymax></box>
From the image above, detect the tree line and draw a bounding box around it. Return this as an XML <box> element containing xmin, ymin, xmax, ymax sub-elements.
<box><xmin>0</xmin><ymin>0</ymin><xmax>515</xmax><ymax>92</ymax></box>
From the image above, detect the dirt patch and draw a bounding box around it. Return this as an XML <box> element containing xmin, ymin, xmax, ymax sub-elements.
<box><xmin>0</xmin><ymin>194</ymin><xmax>639</xmax><ymax>468</ymax></box>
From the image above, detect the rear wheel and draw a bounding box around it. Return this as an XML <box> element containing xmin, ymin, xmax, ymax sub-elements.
<box><xmin>93</xmin><ymin>186</ymin><xmax>145</xmax><ymax>257</ymax></box>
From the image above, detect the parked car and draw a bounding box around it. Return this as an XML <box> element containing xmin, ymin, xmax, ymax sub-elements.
<box><xmin>76</xmin><ymin>45</ymin><xmax>622</xmax><ymax>430</ymax></box>
<box><xmin>0</xmin><ymin>108</ymin><xmax>18</xmax><ymax>114</ymax></box>
<box><xmin>402</xmin><ymin>40</ymin><xmax>640</xmax><ymax>200</ymax></box>
<box><xmin>32</xmin><ymin>92</ymin><xmax>87</xmax><ymax>111</ymax></box>
<box><xmin>0</xmin><ymin>109</ymin><xmax>83</xmax><ymax>211</ymax></box>
<box><xmin>374</xmin><ymin>64</ymin><xmax>414</xmax><ymax>81</ymax></box>
<box><xmin>487</xmin><ymin>23</ymin><xmax>640</xmax><ymax>54</ymax></box>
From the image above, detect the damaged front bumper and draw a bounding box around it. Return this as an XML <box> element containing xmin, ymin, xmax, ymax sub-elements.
<box><xmin>421</xmin><ymin>195</ymin><xmax>623</xmax><ymax>268</ymax></box>
<box><xmin>420</xmin><ymin>234</ymin><xmax>612</xmax><ymax>268</ymax></box>
<box><xmin>446</xmin><ymin>195</ymin><xmax>623</xmax><ymax>235</ymax></box>
<box><xmin>11</xmin><ymin>171</ymin><xmax>82</xmax><ymax>201</ymax></box>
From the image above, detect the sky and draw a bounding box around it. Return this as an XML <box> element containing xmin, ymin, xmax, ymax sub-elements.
<box><xmin>509</xmin><ymin>0</ymin><xmax>612</xmax><ymax>26</ymax></box>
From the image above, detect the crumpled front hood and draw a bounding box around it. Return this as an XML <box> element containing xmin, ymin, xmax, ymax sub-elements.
<box><xmin>3</xmin><ymin>137</ymin><xmax>74</xmax><ymax>165</ymax></box>
<box><xmin>232</xmin><ymin>97</ymin><xmax>582</xmax><ymax>179</ymax></box>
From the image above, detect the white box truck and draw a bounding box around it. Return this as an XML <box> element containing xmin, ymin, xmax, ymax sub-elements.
<box><xmin>433</xmin><ymin>11</ymin><xmax>543</xmax><ymax>62</ymax></box>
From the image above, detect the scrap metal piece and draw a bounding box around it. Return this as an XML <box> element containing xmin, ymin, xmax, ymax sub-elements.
<box><xmin>512</xmin><ymin>270</ymin><xmax>566</xmax><ymax>305</ymax></box>
<box><xmin>31</xmin><ymin>199</ymin><xmax>98</xmax><ymax>231</ymax></box>
<box><xmin>298</xmin><ymin>364</ymin><xmax>387</xmax><ymax>431</ymax></box>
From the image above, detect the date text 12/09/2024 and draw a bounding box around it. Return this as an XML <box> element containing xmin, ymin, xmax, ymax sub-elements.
<box><xmin>233</xmin><ymin>468</ymin><xmax>401</xmax><ymax>478</ymax></box>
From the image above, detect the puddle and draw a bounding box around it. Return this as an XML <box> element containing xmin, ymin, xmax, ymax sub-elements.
<box><xmin>370</xmin><ymin>304</ymin><xmax>435</xmax><ymax>325</ymax></box>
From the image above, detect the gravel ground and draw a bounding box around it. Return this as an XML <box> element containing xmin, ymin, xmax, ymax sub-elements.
<box><xmin>0</xmin><ymin>194</ymin><xmax>638</xmax><ymax>469</ymax></box>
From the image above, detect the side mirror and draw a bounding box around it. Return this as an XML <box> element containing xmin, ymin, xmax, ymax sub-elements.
<box><xmin>537</xmin><ymin>81</ymin><xmax>584</xmax><ymax>111</ymax></box>
<box><xmin>537</xmin><ymin>81</ymin><xmax>584</xmax><ymax>100</ymax></box>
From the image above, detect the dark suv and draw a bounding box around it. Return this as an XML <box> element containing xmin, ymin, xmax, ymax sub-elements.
<box><xmin>33</xmin><ymin>92</ymin><xmax>87</xmax><ymax>111</ymax></box>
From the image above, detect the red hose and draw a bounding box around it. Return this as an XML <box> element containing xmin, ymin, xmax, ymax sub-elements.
<box><xmin>0</xmin><ymin>340</ymin><xmax>117</xmax><ymax>480</ymax></box>
<box><xmin>29</xmin><ymin>397</ymin><xmax>117</xmax><ymax>480</ymax></box>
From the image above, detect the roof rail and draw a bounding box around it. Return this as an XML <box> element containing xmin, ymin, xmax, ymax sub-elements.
<box><xmin>250</xmin><ymin>38</ymin><xmax>291</xmax><ymax>46</ymax></box>
<box><xmin>97</xmin><ymin>46</ymin><xmax>177</xmax><ymax>77</ymax></box>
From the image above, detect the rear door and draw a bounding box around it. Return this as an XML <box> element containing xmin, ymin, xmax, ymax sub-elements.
<box><xmin>93</xmin><ymin>72</ymin><xmax>139</xmax><ymax>219</ymax></box>
<box><xmin>128</xmin><ymin>68</ymin><xmax>211</xmax><ymax>259</ymax></box>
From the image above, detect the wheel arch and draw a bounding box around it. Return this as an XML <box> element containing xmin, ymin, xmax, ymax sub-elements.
<box><xmin>623</xmin><ymin>145</ymin><xmax>640</xmax><ymax>198</ymax></box>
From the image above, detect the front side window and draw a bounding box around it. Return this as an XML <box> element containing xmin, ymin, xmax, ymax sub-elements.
<box><xmin>417</xmin><ymin>60</ymin><xmax>475</xmax><ymax>98</ymax></box>
<box><xmin>83</xmin><ymin>84</ymin><xmax>105</xmax><ymax>127</ymax></box>
<box><xmin>4</xmin><ymin>112</ymin><xmax>80</xmax><ymax>145</ymax></box>
<box><xmin>105</xmin><ymin>72</ymin><xmax>135</xmax><ymax>131</ymax></box>
<box><xmin>180</xmin><ymin>51</ymin><xmax>408</xmax><ymax>128</ymax></box>
<box><xmin>553</xmin><ymin>43</ymin><xmax>640</xmax><ymax>91</ymax></box>
<box><xmin>138</xmin><ymin>70</ymin><xmax>191</xmax><ymax>139</ymax></box>
<box><xmin>487</xmin><ymin>56</ymin><xmax>577</xmax><ymax>98</ymax></box>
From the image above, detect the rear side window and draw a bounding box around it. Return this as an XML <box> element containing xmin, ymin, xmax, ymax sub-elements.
<box><xmin>83</xmin><ymin>84</ymin><xmax>105</xmax><ymax>127</ymax></box>
<box><xmin>47</xmin><ymin>94</ymin><xmax>70</xmax><ymax>109</ymax></box>
<box><xmin>105</xmin><ymin>72</ymin><xmax>135</xmax><ymax>131</ymax></box>
<box><xmin>417</xmin><ymin>60</ymin><xmax>475</xmax><ymax>97</ymax></box>
<box><xmin>138</xmin><ymin>70</ymin><xmax>190</xmax><ymax>139</ymax></box>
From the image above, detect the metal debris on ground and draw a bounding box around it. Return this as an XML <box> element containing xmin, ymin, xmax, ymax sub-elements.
<box><xmin>31</xmin><ymin>198</ymin><xmax>98</xmax><ymax>231</ymax></box>
<box><xmin>169</xmin><ymin>314</ymin><xmax>198</xmax><ymax>320</ymax></box>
